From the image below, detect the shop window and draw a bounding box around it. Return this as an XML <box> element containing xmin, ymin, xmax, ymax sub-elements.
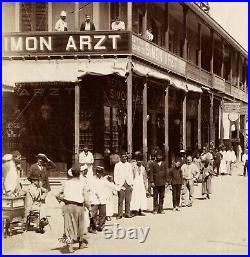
<box><xmin>21</xmin><ymin>2</ymin><xmax>47</xmax><ymax>31</ymax></box>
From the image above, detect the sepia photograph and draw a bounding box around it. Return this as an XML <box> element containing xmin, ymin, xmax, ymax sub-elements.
<box><xmin>2</xmin><ymin>1</ymin><xmax>248</xmax><ymax>255</ymax></box>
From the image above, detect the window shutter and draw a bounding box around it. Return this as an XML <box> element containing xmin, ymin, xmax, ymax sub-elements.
<box><xmin>21</xmin><ymin>2</ymin><xmax>32</xmax><ymax>32</ymax></box>
<box><xmin>35</xmin><ymin>2</ymin><xmax>47</xmax><ymax>31</ymax></box>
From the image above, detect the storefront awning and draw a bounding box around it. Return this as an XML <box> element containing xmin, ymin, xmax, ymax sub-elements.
<box><xmin>170</xmin><ymin>77</ymin><xmax>188</xmax><ymax>92</ymax></box>
<box><xmin>2</xmin><ymin>60</ymin><xmax>81</xmax><ymax>90</ymax></box>
<box><xmin>2</xmin><ymin>59</ymin><xmax>129</xmax><ymax>92</ymax></box>
<box><xmin>77</xmin><ymin>59</ymin><xmax>128</xmax><ymax>78</ymax></box>
<box><xmin>132</xmin><ymin>62</ymin><xmax>171</xmax><ymax>82</ymax></box>
<box><xmin>186</xmin><ymin>82</ymin><xmax>202</xmax><ymax>93</ymax></box>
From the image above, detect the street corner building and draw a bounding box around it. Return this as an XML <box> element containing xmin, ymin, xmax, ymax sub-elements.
<box><xmin>2</xmin><ymin>2</ymin><xmax>248</xmax><ymax>178</ymax></box>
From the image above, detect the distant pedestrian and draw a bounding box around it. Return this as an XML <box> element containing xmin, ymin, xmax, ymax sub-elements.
<box><xmin>201</xmin><ymin>158</ymin><xmax>214</xmax><ymax>199</ymax></box>
<box><xmin>242</xmin><ymin>149</ymin><xmax>248</xmax><ymax>176</ymax></box>
<box><xmin>213</xmin><ymin>148</ymin><xmax>222</xmax><ymax>176</ymax></box>
<box><xmin>169</xmin><ymin>159</ymin><xmax>183</xmax><ymax>211</ymax></box>
<box><xmin>219</xmin><ymin>146</ymin><xmax>227</xmax><ymax>175</ymax></box>
<box><xmin>79</xmin><ymin>146</ymin><xmax>94</xmax><ymax>179</ymax></box>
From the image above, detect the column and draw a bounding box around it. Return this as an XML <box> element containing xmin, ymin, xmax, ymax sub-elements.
<box><xmin>142</xmin><ymin>3</ymin><xmax>147</xmax><ymax>34</ymax></box>
<box><xmin>210</xmin><ymin>29</ymin><xmax>214</xmax><ymax>74</ymax></box>
<box><xmin>210</xmin><ymin>93</ymin><xmax>214</xmax><ymax>144</ymax></box>
<box><xmin>198</xmin><ymin>23</ymin><xmax>202</xmax><ymax>69</ymax></box>
<box><xmin>15</xmin><ymin>2</ymin><xmax>20</xmax><ymax>32</ymax></box>
<box><xmin>229</xmin><ymin>48</ymin><xmax>233</xmax><ymax>84</ymax></box>
<box><xmin>164</xmin><ymin>2</ymin><xmax>169</xmax><ymax>51</ymax></box>
<box><xmin>127</xmin><ymin>58</ymin><xmax>133</xmax><ymax>154</ymax></box>
<box><xmin>236</xmin><ymin>52</ymin><xmax>240</xmax><ymax>88</ymax></box>
<box><xmin>74</xmin><ymin>2</ymin><xmax>80</xmax><ymax>31</ymax></box>
<box><xmin>142</xmin><ymin>78</ymin><xmax>148</xmax><ymax>163</ymax></box>
<box><xmin>221</xmin><ymin>39</ymin><xmax>225</xmax><ymax>78</ymax></box>
<box><xmin>48</xmin><ymin>2</ymin><xmax>53</xmax><ymax>32</ymax></box>
<box><xmin>182</xmin><ymin>94</ymin><xmax>187</xmax><ymax>151</ymax></box>
<box><xmin>182</xmin><ymin>5</ymin><xmax>188</xmax><ymax>59</ymax></box>
<box><xmin>93</xmin><ymin>2</ymin><xmax>101</xmax><ymax>30</ymax></box>
<box><xmin>243</xmin><ymin>114</ymin><xmax>247</xmax><ymax>150</ymax></box>
<box><xmin>164</xmin><ymin>84</ymin><xmax>169</xmax><ymax>167</ymax></box>
<box><xmin>198</xmin><ymin>95</ymin><xmax>201</xmax><ymax>149</ymax></box>
<box><xmin>75</xmin><ymin>82</ymin><xmax>80</xmax><ymax>164</ymax></box>
<box><xmin>127</xmin><ymin>2</ymin><xmax>132</xmax><ymax>31</ymax></box>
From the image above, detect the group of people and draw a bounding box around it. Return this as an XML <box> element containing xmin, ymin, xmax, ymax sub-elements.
<box><xmin>55</xmin><ymin>11</ymin><xmax>126</xmax><ymax>32</ymax></box>
<box><xmin>2</xmin><ymin>143</ymin><xmax>247</xmax><ymax>252</ymax></box>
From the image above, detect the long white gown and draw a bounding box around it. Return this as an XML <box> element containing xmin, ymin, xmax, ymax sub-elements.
<box><xmin>219</xmin><ymin>150</ymin><xmax>227</xmax><ymax>174</ymax></box>
<box><xmin>130</xmin><ymin>166</ymin><xmax>147</xmax><ymax>211</ymax></box>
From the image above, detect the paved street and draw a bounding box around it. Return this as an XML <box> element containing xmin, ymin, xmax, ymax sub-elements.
<box><xmin>2</xmin><ymin>163</ymin><xmax>248</xmax><ymax>255</ymax></box>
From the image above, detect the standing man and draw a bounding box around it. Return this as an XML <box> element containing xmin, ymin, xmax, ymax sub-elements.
<box><xmin>242</xmin><ymin>149</ymin><xmax>248</xmax><ymax>176</ymax></box>
<box><xmin>29</xmin><ymin>153</ymin><xmax>56</xmax><ymax>192</ymax></box>
<box><xmin>213</xmin><ymin>148</ymin><xmax>222</xmax><ymax>176</ymax></box>
<box><xmin>169</xmin><ymin>159</ymin><xmax>183</xmax><ymax>211</ymax></box>
<box><xmin>149</xmin><ymin>154</ymin><xmax>169</xmax><ymax>214</ymax></box>
<box><xmin>114</xmin><ymin>153</ymin><xmax>134</xmax><ymax>219</ymax></box>
<box><xmin>181</xmin><ymin>156</ymin><xmax>199</xmax><ymax>207</ymax></box>
<box><xmin>179</xmin><ymin>150</ymin><xmax>187</xmax><ymax>166</ymax></box>
<box><xmin>79</xmin><ymin>146</ymin><xmax>94</xmax><ymax>178</ymax></box>
<box><xmin>54</xmin><ymin>11</ymin><xmax>68</xmax><ymax>31</ymax></box>
<box><xmin>80</xmin><ymin>14</ymin><xmax>96</xmax><ymax>31</ymax></box>
<box><xmin>111</xmin><ymin>16</ymin><xmax>125</xmax><ymax>31</ymax></box>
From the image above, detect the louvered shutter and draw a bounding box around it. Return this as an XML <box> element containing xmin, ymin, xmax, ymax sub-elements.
<box><xmin>35</xmin><ymin>2</ymin><xmax>47</xmax><ymax>31</ymax></box>
<box><xmin>21</xmin><ymin>2</ymin><xmax>32</xmax><ymax>31</ymax></box>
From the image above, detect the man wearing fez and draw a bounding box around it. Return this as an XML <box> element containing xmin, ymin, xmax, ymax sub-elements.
<box><xmin>29</xmin><ymin>153</ymin><xmax>56</xmax><ymax>192</ymax></box>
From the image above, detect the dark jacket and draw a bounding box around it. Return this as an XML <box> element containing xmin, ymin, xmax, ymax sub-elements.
<box><xmin>29</xmin><ymin>161</ymin><xmax>55</xmax><ymax>191</ymax></box>
<box><xmin>149</xmin><ymin>161</ymin><xmax>169</xmax><ymax>186</ymax></box>
<box><xmin>168</xmin><ymin>167</ymin><xmax>183</xmax><ymax>185</ymax></box>
<box><xmin>80</xmin><ymin>22</ymin><xmax>96</xmax><ymax>31</ymax></box>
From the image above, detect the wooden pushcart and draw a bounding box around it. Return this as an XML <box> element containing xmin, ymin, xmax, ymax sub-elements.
<box><xmin>2</xmin><ymin>195</ymin><xmax>26</xmax><ymax>237</ymax></box>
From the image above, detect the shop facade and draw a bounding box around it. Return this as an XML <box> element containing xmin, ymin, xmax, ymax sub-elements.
<box><xmin>2</xmin><ymin>2</ymin><xmax>248</xmax><ymax>176</ymax></box>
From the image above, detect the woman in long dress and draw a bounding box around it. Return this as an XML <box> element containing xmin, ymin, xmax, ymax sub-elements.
<box><xmin>130</xmin><ymin>156</ymin><xmax>148</xmax><ymax>216</ymax></box>
<box><xmin>219</xmin><ymin>146</ymin><xmax>227</xmax><ymax>175</ymax></box>
<box><xmin>201</xmin><ymin>159</ymin><xmax>214</xmax><ymax>199</ymax></box>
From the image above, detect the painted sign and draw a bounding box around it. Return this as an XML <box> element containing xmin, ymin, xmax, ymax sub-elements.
<box><xmin>2</xmin><ymin>31</ymin><xmax>131</xmax><ymax>57</ymax></box>
<box><xmin>223</xmin><ymin>102</ymin><xmax>241</xmax><ymax>113</ymax></box>
<box><xmin>132</xmin><ymin>34</ymin><xmax>186</xmax><ymax>75</ymax></box>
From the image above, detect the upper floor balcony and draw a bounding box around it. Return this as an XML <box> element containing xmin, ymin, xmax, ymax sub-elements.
<box><xmin>2</xmin><ymin>2</ymin><xmax>248</xmax><ymax>102</ymax></box>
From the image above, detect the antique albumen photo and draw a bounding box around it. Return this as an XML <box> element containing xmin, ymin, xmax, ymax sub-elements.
<box><xmin>2</xmin><ymin>2</ymin><xmax>248</xmax><ymax>254</ymax></box>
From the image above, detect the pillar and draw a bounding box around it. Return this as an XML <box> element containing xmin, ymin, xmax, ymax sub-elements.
<box><xmin>243</xmin><ymin>114</ymin><xmax>247</xmax><ymax>150</ymax></box>
<box><xmin>93</xmin><ymin>2</ymin><xmax>101</xmax><ymax>30</ymax></box>
<box><xmin>142</xmin><ymin>3</ymin><xmax>147</xmax><ymax>34</ymax></box>
<box><xmin>198</xmin><ymin>23</ymin><xmax>202</xmax><ymax>69</ymax></box>
<box><xmin>127</xmin><ymin>58</ymin><xmax>133</xmax><ymax>154</ymax></box>
<box><xmin>164</xmin><ymin>2</ymin><xmax>169</xmax><ymax>51</ymax></box>
<box><xmin>236</xmin><ymin>52</ymin><xmax>240</xmax><ymax>88</ymax></box>
<box><xmin>182</xmin><ymin>5</ymin><xmax>188</xmax><ymax>59</ymax></box>
<box><xmin>74</xmin><ymin>2</ymin><xmax>80</xmax><ymax>31</ymax></box>
<box><xmin>48</xmin><ymin>2</ymin><xmax>53</xmax><ymax>32</ymax></box>
<box><xmin>210</xmin><ymin>93</ymin><xmax>214</xmax><ymax>144</ymax></box>
<box><xmin>198</xmin><ymin>95</ymin><xmax>201</xmax><ymax>149</ymax></box>
<box><xmin>221</xmin><ymin>39</ymin><xmax>225</xmax><ymax>78</ymax></box>
<box><xmin>210</xmin><ymin>29</ymin><xmax>214</xmax><ymax>74</ymax></box>
<box><xmin>75</xmin><ymin>82</ymin><xmax>80</xmax><ymax>164</ymax></box>
<box><xmin>127</xmin><ymin>2</ymin><xmax>132</xmax><ymax>31</ymax></box>
<box><xmin>229</xmin><ymin>48</ymin><xmax>233</xmax><ymax>84</ymax></box>
<box><xmin>182</xmin><ymin>94</ymin><xmax>187</xmax><ymax>150</ymax></box>
<box><xmin>15</xmin><ymin>2</ymin><xmax>20</xmax><ymax>32</ymax></box>
<box><xmin>164</xmin><ymin>84</ymin><xmax>169</xmax><ymax>167</ymax></box>
<box><xmin>142</xmin><ymin>78</ymin><xmax>148</xmax><ymax>163</ymax></box>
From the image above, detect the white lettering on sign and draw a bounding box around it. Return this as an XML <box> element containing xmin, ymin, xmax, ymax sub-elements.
<box><xmin>26</xmin><ymin>37</ymin><xmax>38</xmax><ymax>51</ymax></box>
<box><xmin>66</xmin><ymin>36</ymin><xmax>77</xmax><ymax>51</ymax></box>
<box><xmin>108</xmin><ymin>35</ymin><xmax>121</xmax><ymax>50</ymax></box>
<box><xmin>40</xmin><ymin>37</ymin><xmax>52</xmax><ymax>51</ymax></box>
<box><xmin>94</xmin><ymin>35</ymin><xmax>106</xmax><ymax>50</ymax></box>
<box><xmin>80</xmin><ymin>36</ymin><xmax>92</xmax><ymax>50</ymax></box>
<box><xmin>11</xmin><ymin>37</ymin><xmax>23</xmax><ymax>51</ymax></box>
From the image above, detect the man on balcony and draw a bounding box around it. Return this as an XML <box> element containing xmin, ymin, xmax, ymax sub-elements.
<box><xmin>144</xmin><ymin>27</ymin><xmax>154</xmax><ymax>42</ymax></box>
<box><xmin>54</xmin><ymin>11</ymin><xmax>68</xmax><ymax>32</ymax></box>
<box><xmin>80</xmin><ymin>14</ymin><xmax>96</xmax><ymax>31</ymax></box>
<box><xmin>111</xmin><ymin>17</ymin><xmax>125</xmax><ymax>31</ymax></box>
